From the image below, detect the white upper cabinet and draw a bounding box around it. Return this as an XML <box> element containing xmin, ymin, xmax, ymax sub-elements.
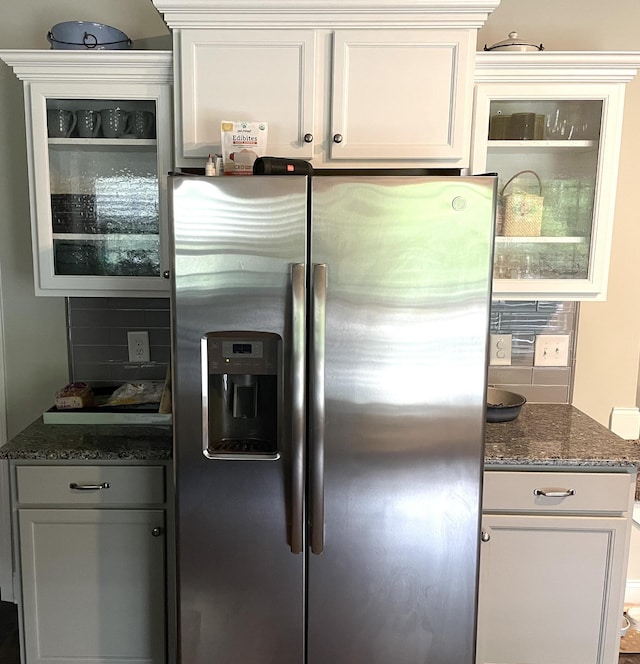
<box><xmin>177</xmin><ymin>29</ymin><xmax>316</xmax><ymax>162</ymax></box>
<box><xmin>329</xmin><ymin>29</ymin><xmax>473</xmax><ymax>162</ymax></box>
<box><xmin>471</xmin><ymin>52</ymin><xmax>640</xmax><ymax>301</ymax></box>
<box><xmin>152</xmin><ymin>0</ymin><xmax>500</xmax><ymax>169</ymax></box>
<box><xmin>0</xmin><ymin>51</ymin><xmax>173</xmax><ymax>297</ymax></box>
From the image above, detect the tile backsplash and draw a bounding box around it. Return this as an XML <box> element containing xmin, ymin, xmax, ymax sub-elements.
<box><xmin>67</xmin><ymin>298</ymin><xmax>576</xmax><ymax>403</ymax></box>
<box><xmin>488</xmin><ymin>300</ymin><xmax>577</xmax><ymax>403</ymax></box>
<box><xmin>67</xmin><ymin>297</ymin><xmax>171</xmax><ymax>387</ymax></box>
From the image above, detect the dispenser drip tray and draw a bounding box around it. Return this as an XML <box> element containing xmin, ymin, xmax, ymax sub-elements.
<box><xmin>206</xmin><ymin>438</ymin><xmax>279</xmax><ymax>460</ymax></box>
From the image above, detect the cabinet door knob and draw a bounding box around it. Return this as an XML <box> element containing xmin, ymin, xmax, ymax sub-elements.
<box><xmin>481</xmin><ymin>530</ymin><xmax>491</xmax><ymax>542</ymax></box>
<box><xmin>151</xmin><ymin>527</ymin><xmax>163</xmax><ymax>537</ymax></box>
<box><xmin>332</xmin><ymin>134</ymin><xmax>343</xmax><ymax>144</ymax></box>
<box><xmin>304</xmin><ymin>133</ymin><xmax>314</xmax><ymax>143</ymax></box>
<box><xmin>162</xmin><ymin>270</ymin><xmax>170</xmax><ymax>279</ymax></box>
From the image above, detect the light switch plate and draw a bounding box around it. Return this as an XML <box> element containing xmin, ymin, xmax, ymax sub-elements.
<box><xmin>489</xmin><ymin>334</ymin><xmax>512</xmax><ymax>366</ymax></box>
<box><xmin>534</xmin><ymin>334</ymin><xmax>570</xmax><ymax>367</ymax></box>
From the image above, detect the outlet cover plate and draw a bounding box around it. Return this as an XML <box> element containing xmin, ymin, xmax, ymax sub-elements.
<box><xmin>534</xmin><ymin>334</ymin><xmax>570</xmax><ymax>367</ymax></box>
<box><xmin>127</xmin><ymin>330</ymin><xmax>150</xmax><ymax>363</ymax></box>
<box><xmin>489</xmin><ymin>333</ymin><xmax>512</xmax><ymax>366</ymax></box>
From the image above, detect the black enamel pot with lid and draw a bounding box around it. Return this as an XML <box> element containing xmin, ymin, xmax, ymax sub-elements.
<box><xmin>484</xmin><ymin>31</ymin><xmax>544</xmax><ymax>52</ymax></box>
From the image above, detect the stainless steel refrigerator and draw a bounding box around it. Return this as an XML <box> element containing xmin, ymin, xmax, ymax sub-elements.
<box><xmin>169</xmin><ymin>173</ymin><xmax>496</xmax><ymax>664</ymax></box>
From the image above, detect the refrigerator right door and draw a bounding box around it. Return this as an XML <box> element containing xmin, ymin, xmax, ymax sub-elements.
<box><xmin>306</xmin><ymin>176</ymin><xmax>496</xmax><ymax>664</ymax></box>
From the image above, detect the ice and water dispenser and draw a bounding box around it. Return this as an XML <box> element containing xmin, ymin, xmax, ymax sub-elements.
<box><xmin>202</xmin><ymin>332</ymin><xmax>281</xmax><ymax>460</ymax></box>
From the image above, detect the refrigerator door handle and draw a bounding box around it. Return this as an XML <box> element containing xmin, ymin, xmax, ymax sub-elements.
<box><xmin>291</xmin><ymin>263</ymin><xmax>306</xmax><ymax>554</ymax></box>
<box><xmin>310</xmin><ymin>263</ymin><xmax>327</xmax><ymax>555</ymax></box>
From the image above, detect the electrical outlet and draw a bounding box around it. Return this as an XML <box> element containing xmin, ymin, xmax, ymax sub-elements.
<box><xmin>489</xmin><ymin>334</ymin><xmax>512</xmax><ymax>366</ymax></box>
<box><xmin>534</xmin><ymin>334</ymin><xmax>570</xmax><ymax>367</ymax></box>
<box><xmin>127</xmin><ymin>330</ymin><xmax>150</xmax><ymax>363</ymax></box>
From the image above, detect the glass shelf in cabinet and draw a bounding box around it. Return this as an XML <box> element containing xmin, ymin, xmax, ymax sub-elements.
<box><xmin>487</xmin><ymin>139</ymin><xmax>597</xmax><ymax>151</ymax></box>
<box><xmin>48</xmin><ymin>138</ymin><xmax>157</xmax><ymax>149</ymax></box>
<box><xmin>495</xmin><ymin>236</ymin><xmax>588</xmax><ymax>244</ymax></box>
<box><xmin>52</xmin><ymin>233</ymin><xmax>160</xmax><ymax>240</ymax></box>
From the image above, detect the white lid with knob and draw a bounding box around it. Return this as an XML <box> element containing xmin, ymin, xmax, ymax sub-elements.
<box><xmin>484</xmin><ymin>31</ymin><xmax>545</xmax><ymax>52</ymax></box>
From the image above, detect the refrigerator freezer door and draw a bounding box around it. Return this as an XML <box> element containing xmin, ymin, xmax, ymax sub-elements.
<box><xmin>307</xmin><ymin>176</ymin><xmax>496</xmax><ymax>664</ymax></box>
<box><xmin>171</xmin><ymin>176</ymin><xmax>308</xmax><ymax>663</ymax></box>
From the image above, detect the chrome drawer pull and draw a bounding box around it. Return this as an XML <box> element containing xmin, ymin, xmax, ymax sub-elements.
<box><xmin>533</xmin><ymin>487</ymin><xmax>575</xmax><ymax>498</ymax></box>
<box><xmin>69</xmin><ymin>482</ymin><xmax>111</xmax><ymax>491</ymax></box>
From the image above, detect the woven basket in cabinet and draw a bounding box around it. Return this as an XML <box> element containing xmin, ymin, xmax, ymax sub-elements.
<box><xmin>500</xmin><ymin>170</ymin><xmax>544</xmax><ymax>237</ymax></box>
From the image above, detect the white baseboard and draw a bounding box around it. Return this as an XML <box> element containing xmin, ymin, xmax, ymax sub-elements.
<box><xmin>610</xmin><ymin>407</ymin><xmax>640</xmax><ymax>440</ymax></box>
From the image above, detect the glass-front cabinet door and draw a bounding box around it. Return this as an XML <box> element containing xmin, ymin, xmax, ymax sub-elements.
<box><xmin>472</xmin><ymin>53</ymin><xmax>640</xmax><ymax>301</ymax></box>
<box><xmin>0</xmin><ymin>51</ymin><xmax>172</xmax><ymax>296</ymax></box>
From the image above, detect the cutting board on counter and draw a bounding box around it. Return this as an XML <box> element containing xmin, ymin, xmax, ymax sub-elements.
<box><xmin>43</xmin><ymin>383</ymin><xmax>172</xmax><ymax>425</ymax></box>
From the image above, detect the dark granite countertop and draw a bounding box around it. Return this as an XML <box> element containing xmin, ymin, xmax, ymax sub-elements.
<box><xmin>2</xmin><ymin>405</ymin><xmax>640</xmax><ymax>472</ymax></box>
<box><xmin>485</xmin><ymin>403</ymin><xmax>640</xmax><ymax>470</ymax></box>
<box><xmin>0</xmin><ymin>418</ymin><xmax>172</xmax><ymax>461</ymax></box>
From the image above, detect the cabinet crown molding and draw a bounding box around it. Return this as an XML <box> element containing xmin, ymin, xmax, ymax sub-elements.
<box><xmin>152</xmin><ymin>0</ymin><xmax>500</xmax><ymax>29</ymax></box>
<box><xmin>0</xmin><ymin>50</ymin><xmax>173</xmax><ymax>83</ymax></box>
<box><xmin>475</xmin><ymin>51</ymin><xmax>640</xmax><ymax>83</ymax></box>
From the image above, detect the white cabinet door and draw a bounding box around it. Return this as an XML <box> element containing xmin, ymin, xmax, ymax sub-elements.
<box><xmin>329</xmin><ymin>29</ymin><xmax>473</xmax><ymax>163</ymax></box>
<box><xmin>177</xmin><ymin>29</ymin><xmax>316</xmax><ymax>163</ymax></box>
<box><xmin>471</xmin><ymin>52</ymin><xmax>640</xmax><ymax>301</ymax></box>
<box><xmin>175</xmin><ymin>27</ymin><xmax>474</xmax><ymax>168</ymax></box>
<box><xmin>19</xmin><ymin>508</ymin><xmax>166</xmax><ymax>664</ymax></box>
<box><xmin>0</xmin><ymin>51</ymin><xmax>173</xmax><ymax>297</ymax></box>
<box><xmin>477</xmin><ymin>513</ymin><xmax>628</xmax><ymax>664</ymax></box>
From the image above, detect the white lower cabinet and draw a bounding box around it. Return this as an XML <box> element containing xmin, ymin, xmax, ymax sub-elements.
<box><xmin>477</xmin><ymin>470</ymin><xmax>635</xmax><ymax>664</ymax></box>
<box><xmin>14</xmin><ymin>463</ymin><xmax>170</xmax><ymax>664</ymax></box>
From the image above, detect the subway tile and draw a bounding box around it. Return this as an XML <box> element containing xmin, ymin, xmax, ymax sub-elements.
<box><xmin>532</xmin><ymin>367</ymin><xmax>572</xmax><ymax>386</ymax></box>
<box><xmin>488</xmin><ymin>382</ymin><xmax>568</xmax><ymax>404</ymax></box>
<box><xmin>69</xmin><ymin>297</ymin><xmax>170</xmax><ymax>311</ymax></box>
<box><xmin>143</xmin><ymin>310</ymin><xmax>171</xmax><ymax>328</ymax></box>
<box><xmin>73</xmin><ymin>345</ymin><xmax>129</xmax><ymax>364</ymax></box>
<box><xmin>72</xmin><ymin>362</ymin><xmax>116</xmax><ymax>383</ymax></box>
<box><xmin>490</xmin><ymin>300</ymin><xmax>538</xmax><ymax>313</ymax></box>
<box><xmin>497</xmin><ymin>312</ymin><xmax>574</xmax><ymax>335</ymax></box>
<box><xmin>516</xmin><ymin>384</ymin><xmax>569</xmax><ymax>404</ymax></box>
<box><xmin>109</xmin><ymin>363</ymin><xmax>168</xmax><ymax>382</ymax></box>
<box><xmin>149</xmin><ymin>328</ymin><xmax>171</xmax><ymax>347</ymax></box>
<box><xmin>69</xmin><ymin>327</ymin><xmax>110</xmax><ymax>345</ymax></box>
<box><xmin>70</xmin><ymin>309</ymin><xmax>132</xmax><ymax>327</ymax></box>
<box><xmin>488</xmin><ymin>366</ymin><xmax>533</xmax><ymax>385</ymax></box>
<box><xmin>537</xmin><ymin>301</ymin><xmax>576</xmax><ymax>313</ymax></box>
<box><xmin>150</xmin><ymin>346</ymin><xmax>171</xmax><ymax>364</ymax></box>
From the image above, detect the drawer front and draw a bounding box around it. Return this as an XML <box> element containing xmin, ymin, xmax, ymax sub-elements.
<box><xmin>16</xmin><ymin>465</ymin><xmax>165</xmax><ymax>505</ymax></box>
<box><xmin>483</xmin><ymin>470</ymin><xmax>632</xmax><ymax>514</ymax></box>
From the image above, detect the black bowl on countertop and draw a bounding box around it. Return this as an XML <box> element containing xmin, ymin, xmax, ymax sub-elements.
<box><xmin>486</xmin><ymin>387</ymin><xmax>526</xmax><ymax>423</ymax></box>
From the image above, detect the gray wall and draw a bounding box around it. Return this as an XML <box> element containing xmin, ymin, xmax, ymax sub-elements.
<box><xmin>2</xmin><ymin>0</ymin><xmax>639</xmax><ymax>434</ymax></box>
<box><xmin>0</xmin><ymin>2</ymin><xmax>169</xmax><ymax>439</ymax></box>
<box><xmin>0</xmin><ymin>63</ymin><xmax>68</xmax><ymax>439</ymax></box>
